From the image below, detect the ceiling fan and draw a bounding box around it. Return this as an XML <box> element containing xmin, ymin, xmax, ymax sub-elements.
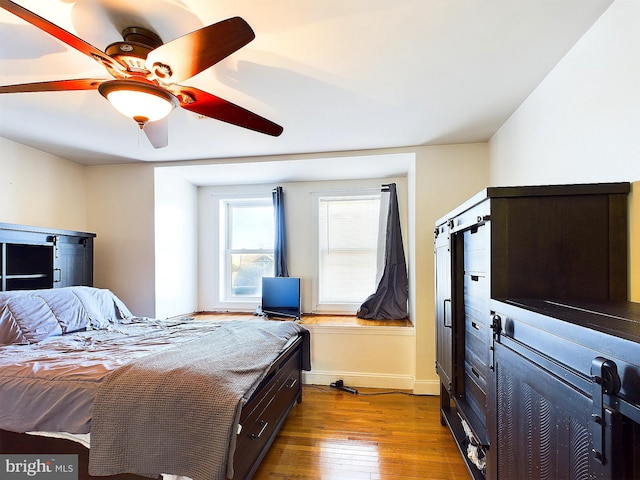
<box><xmin>0</xmin><ymin>0</ymin><xmax>283</xmax><ymax>148</ymax></box>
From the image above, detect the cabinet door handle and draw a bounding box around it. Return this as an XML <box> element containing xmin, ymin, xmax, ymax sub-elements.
<box><xmin>444</xmin><ymin>298</ymin><xmax>452</xmax><ymax>328</ymax></box>
<box><xmin>53</xmin><ymin>268</ymin><xmax>61</xmax><ymax>283</ymax></box>
<box><xmin>250</xmin><ymin>420</ymin><xmax>269</xmax><ymax>439</ymax></box>
<box><xmin>590</xmin><ymin>357</ymin><xmax>621</xmax><ymax>465</ymax></box>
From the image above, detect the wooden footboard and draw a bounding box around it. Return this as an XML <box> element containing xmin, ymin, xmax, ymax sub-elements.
<box><xmin>234</xmin><ymin>336</ymin><xmax>303</xmax><ymax>479</ymax></box>
<box><xmin>0</xmin><ymin>336</ymin><xmax>304</xmax><ymax>480</ymax></box>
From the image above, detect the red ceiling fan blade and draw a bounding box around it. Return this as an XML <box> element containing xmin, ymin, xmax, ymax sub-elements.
<box><xmin>143</xmin><ymin>118</ymin><xmax>169</xmax><ymax>149</ymax></box>
<box><xmin>0</xmin><ymin>78</ymin><xmax>104</xmax><ymax>93</ymax></box>
<box><xmin>170</xmin><ymin>85</ymin><xmax>283</xmax><ymax>137</ymax></box>
<box><xmin>146</xmin><ymin>17</ymin><xmax>255</xmax><ymax>83</ymax></box>
<box><xmin>0</xmin><ymin>0</ymin><xmax>121</xmax><ymax>73</ymax></box>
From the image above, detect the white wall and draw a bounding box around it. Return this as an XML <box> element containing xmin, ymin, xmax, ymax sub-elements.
<box><xmin>154</xmin><ymin>169</ymin><xmax>198</xmax><ymax>319</ymax></box>
<box><xmin>489</xmin><ymin>0</ymin><xmax>640</xmax><ymax>300</ymax></box>
<box><xmin>490</xmin><ymin>0</ymin><xmax>640</xmax><ymax>186</ymax></box>
<box><xmin>0</xmin><ymin>137</ymin><xmax>87</xmax><ymax>231</ymax></box>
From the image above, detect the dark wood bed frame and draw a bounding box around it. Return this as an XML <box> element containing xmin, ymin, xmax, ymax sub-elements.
<box><xmin>0</xmin><ymin>223</ymin><xmax>306</xmax><ymax>479</ymax></box>
<box><xmin>0</xmin><ymin>335</ymin><xmax>304</xmax><ymax>480</ymax></box>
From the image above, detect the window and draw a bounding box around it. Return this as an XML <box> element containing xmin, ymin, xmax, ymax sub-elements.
<box><xmin>314</xmin><ymin>190</ymin><xmax>381</xmax><ymax>312</ymax></box>
<box><xmin>219</xmin><ymin>196</ymin><xmax>274</xmax><ymax>302</ymax></box>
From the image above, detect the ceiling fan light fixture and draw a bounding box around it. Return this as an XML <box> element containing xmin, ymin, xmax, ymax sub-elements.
<box><xmin>98</xmin><ymin>80</ymin><xmax>178</xmax><ymax>126</ymax></box>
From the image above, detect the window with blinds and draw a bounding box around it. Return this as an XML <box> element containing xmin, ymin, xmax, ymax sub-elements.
<box><xmin>315</xmin><ymin>191</ymin><xmax>381</xmax><ymax>312</ymax></box>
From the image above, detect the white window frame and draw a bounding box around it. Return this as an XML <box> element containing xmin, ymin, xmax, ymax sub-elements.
<box><xmin>215</xmin><ymin>193</ymin><xmax>274</xmax><ymax>309</ymax></box>
<box><xmin>311</xmin><ymin>188</ymin><xmax>381</xmax><ymax>314</ymax></box>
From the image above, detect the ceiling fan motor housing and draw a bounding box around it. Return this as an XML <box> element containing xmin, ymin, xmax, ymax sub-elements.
<box><xmin>105</xmin><ymin>27</ymin><xmax>166</xmax><ymax>76</ymax></box>
<box><xmin>122</xmin><ymin>27</ymin><xmax>163</xmax><ymax>48</ymax></box>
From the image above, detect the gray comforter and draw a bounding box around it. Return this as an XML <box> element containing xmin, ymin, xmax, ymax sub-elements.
<box><xmin>88</xmin><ymin>320</ymin><xmax>306</xmax><ymax>480</ymax></box>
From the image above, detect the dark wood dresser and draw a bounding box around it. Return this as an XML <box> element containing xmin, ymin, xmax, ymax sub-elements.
<box><xmin>434</xmin><ymin>182</ymin><xmax>638</xmax><ymax>479</ymax></box>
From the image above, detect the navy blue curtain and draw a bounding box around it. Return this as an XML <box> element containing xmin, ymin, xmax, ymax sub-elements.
<box><xmin>357</xmin><ymin>183</ymin><xmax>408</xmax><ymax>319</ymax></box>
<box><xmin>272</xmin><ymin>186</ymin><xmax>289</xmax><ymax>277</ymax></box>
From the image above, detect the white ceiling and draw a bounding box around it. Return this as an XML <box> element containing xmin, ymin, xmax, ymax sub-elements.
<box><xmin>0</xmin><ymin>0</ymin><xmax>613</xmax><ymax>166</ymax></box>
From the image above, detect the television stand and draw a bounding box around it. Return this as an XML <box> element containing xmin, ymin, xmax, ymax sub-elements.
<box><xmin>263</xmin><ymin>311</ymin><xmax>300</xmax><ymax>321</ymax></box>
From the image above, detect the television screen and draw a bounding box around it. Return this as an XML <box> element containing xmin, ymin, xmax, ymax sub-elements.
<box><xmin>261</xmin><ymin>277</ymin><xmax>301</xmax><ymax>319</ymax></box>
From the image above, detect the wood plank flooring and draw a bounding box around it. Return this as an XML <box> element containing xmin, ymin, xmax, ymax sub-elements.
<box><xmin>253</xmin><ymin>386</ymin><xmax>469</xmax><ymax>480</ymax></box>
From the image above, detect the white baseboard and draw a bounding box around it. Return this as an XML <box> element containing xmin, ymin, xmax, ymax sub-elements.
<box><xmin>412</xmin><ymin>379</ymin><xmax>440</xmax><ymax>395</ymax></box>
<box><xmin>303</xmin><ymin>370</ymin><xmax>416</xmax><ymax>391</ymax></box>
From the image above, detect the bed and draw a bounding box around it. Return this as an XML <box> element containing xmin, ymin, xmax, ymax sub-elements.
<box><xmin>0</xmin><ymin>286</ymin><xmax>310</xmax><ymax>480</ymax></box>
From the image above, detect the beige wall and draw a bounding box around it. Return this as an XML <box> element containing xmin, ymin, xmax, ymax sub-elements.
<box><xmin>0</xmin><ymin>137</ymin><xmax>87</xmax><ymax>231</ymax></box>
<box><xmin>84</xmin><ymin>163</ymin><xmax>156</xmax><ymax>315</ymax></box>
<box><xmin>304</xmin><ymin>325</ymin><xmax>416</xmax><ymax>389</ymax></box>
<box><xmin>411</xmin><ymin>144</ymin><xmax>490</xmax><ymax>391</ymax></box>
<box><xmin>630</xmin><ymin>182</ymin><xmax>639</xmax><ymax>301</ymax></box>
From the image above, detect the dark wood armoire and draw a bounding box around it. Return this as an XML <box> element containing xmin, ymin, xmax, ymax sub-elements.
<box><xmin>434</xmin><ymin>182</ymin><xmax>640</xmax><ymax>479</ymax></box>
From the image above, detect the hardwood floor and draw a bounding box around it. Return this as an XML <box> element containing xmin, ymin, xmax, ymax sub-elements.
<box><xmin>253</xmin><ymin>386</ymin><xmax>469</xmax><ymax>480</ymax></box>
<box><xmin>190</xmin><ymin>312</ymin><xmax>457</xmax><ymax>477</ymax></box>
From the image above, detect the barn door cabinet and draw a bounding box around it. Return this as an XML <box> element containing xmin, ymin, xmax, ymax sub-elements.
<box><xmin>433</xmin><ymin>182</ymin><xmax>630</xmax><ymax>480</ymax></box>
<box><xmin>491</xmin><ymin>299</ymin><xmax>639</xmax><ymax>480</ymax></box>
<box><xmin>0</xmin><ymin>223</ymin><xmax>95</xmax><ymax>291</ymax></box>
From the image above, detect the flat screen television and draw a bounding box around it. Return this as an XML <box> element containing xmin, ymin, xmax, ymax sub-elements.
<box><xmin>261</xmin><ymin>276</ymin><xmax>301</xmax><ymax>319</ymax></box>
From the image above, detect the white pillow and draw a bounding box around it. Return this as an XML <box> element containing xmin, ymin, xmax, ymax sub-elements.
<box><xmin>1</xmin><ymin>295</ymin><xmax>62</xmax><ymax>343</ymax></box>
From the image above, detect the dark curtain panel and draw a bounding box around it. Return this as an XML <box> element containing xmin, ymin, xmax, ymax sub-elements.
<box><xmin>357</xmin><ymin>183</ymin><xmax>408</xmax><ymax>319</ymax></box>
<box><xmin>272</xmin><ymin>186</ymin><xmax>289</xmax><ymax>277</ymax></box>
